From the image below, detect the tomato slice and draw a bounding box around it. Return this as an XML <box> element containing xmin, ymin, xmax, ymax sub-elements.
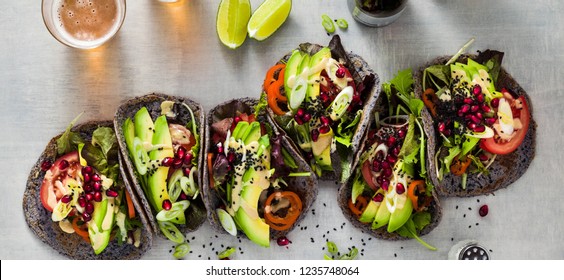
<box><xmin>40</xmin><ymin>151</ymin><xmax>81</xmax><ymax>212</ymax></box>
<box><xmin>481</xmin><ymin>96</ymin><xmax>530</xmax><ymax>155</ymax></box>
<box><xmin>361</xmin><ymin>160</ymin><xmax>378</xmax><ymax>191</ymax></box>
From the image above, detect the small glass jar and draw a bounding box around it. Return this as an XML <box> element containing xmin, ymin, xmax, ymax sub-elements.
<box><xmin>348</xmin><ymin>0</ymin><xmax>409</xmax><ymax>27</ymax></box>
<box><xmin>448</xmin><ymin>240</ymin><xmax>491</xmax><ymax>260</ymax></box>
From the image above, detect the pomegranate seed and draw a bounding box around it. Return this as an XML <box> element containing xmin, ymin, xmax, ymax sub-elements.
<box><xmin>491</xmin><ymin>98</ymin><xmax>500</xmax><ymax>108</ymax></box>
<box><xmin>473</xmin><ymin>85</ymin><xmax>482</xmax><ymax>95</ymax></box>
<box><xmin>82</xmin><ymin>212</ymin><xmax>92</xmax><ymax>222</ymax></box>
<box><xmin>387</xmin><ymin>136</ymin><xmax>396</xmax><ymax>147</ymax></box>
<box><xmin>311</xmin><ymin>129</ymin><xmax>320</xmax><ymax>142</ymax></box>
<box><xmin>176</xmin><ymin>146</ymin><xmax>186</xmax><ymax>160</ymax></box>
<box><xmin>398</xmin><ymin>128</ymin><xmax>407</xmax><ymax>139</ymax></box>
<box><xmin>381</xmin><ymin>161</ymin><xmax>390</xmax><ymax>170</ymax></box>
<box><xmin>396</xmin><ymin>183</ymin><xmax>405</xmax><ymax>194</ymax></box>
<box><xmin>481</xmin><ymin>104</ymin><xmax>491</xmax><ymax>113</ymax></box>
<box><xmin>302</xmin><ymin>113</ymin><xmax>312</xmax><ymax>122</ymax></box>
<box><xmin>463</xmin><ymin>98</ymin><xmax>473</xmax><ymax>105</ymax></box>
<box><xmin>460</xmin><ymin>104</ymin><xmax>470</xmax><ymax>114</ymax></box>
<box><xmin>40</xmin><ymin>160</ymin><xmax>52</xmax><ymax>172</ymax></box>
<box><xmin>183</xmin><ymin>153</ymin><xmax>193</xmax><ymax>165</ymax></box>
<box><xmin>233</xmin><ymin>116</ymin><xmax>242</xmax><ymax>124</ymax></box>
<box><xmin>86</xmin><ymin>202</ymin><xmax>94</xmax><ymax>214</ymax></box>
<box><xmin>319</xmin><ymin>125</ymin><xmax>330</xmax><ymax>134</ymax></box>
<box><xmin>471</xmin><ymin>105</ymin><xmax>479</xmax><ymax>113</ymax></box>
<box><xmin>476</xmin><ymin>93</ymin><xmax>485</xmax><ymax>103</ymax></box>
<box><xmin>443</xmin><ymin>129</ymin><xmax>452</xmax><ymax>136</ymax></box>
<box><xmin>476</xmin><ymin>112</ymin><xmax>483</xmax><ymax>120</ymax></box>
<box><xmin>93</xmin><ymin>181</ymin><xmax>102</xmax><ymax>192</ymax></box>
<box><xmin>335</xmin><ymin>67</ymin><xmax>346</xmax><ymax>78</ymax></box>
<box><xmin>373</xmin><ymin>193</ymin><xmax>384</xmax><ymax>202</ymax></box>
<box><xmin>61</xmin><ymin>195</ymin><xmax>72</xmax><ymax>204</ymax></box>
<box><xmin>296</xmin><ymin>108</ymin><xmax>305</xmax><ymax>117</ymax></box>
<box><xmin>85</xmin><ymin>193</ymin><xmax>94</xmax><ymax>201</ymax></box>
<box><xmin>470</xmin><ymin>115</ymin><xmax>481</xmax><ymax>124</ymax></box>
<box><xmin>381</xmin><ymin>180</ymin><xmax>389</xmax><ymax>191</ymax></box>
<box><xmin>438</xmin><ymin>122</ymin><xmax>446</xmax><ymax>133</ymax></box>
<box><xmin>106</xmin><ymin>189</ymin><xmax>118</xmax><ymax>198</ymax></box>
<box><xmin>467</xmin><ymin>123</ymin><xmax>477</xmax><ymax>130</ymax></box>
<box><xmin>83</xmin><ymin>173</ymin><xmax>91</xmax><ymax>183</ymax></box>
<box><xmin>320</xmin><ymin>116</ymin><xmax>331</xmax><ymax>126</ymax></box>
<box><xmin>82</xmin><ymin>166</ymin><xmax>93</xmax><ymax>175</ymax></box>
<box><xmin>179</xmin><ymin>192</ymin><xmax>188</xmax><ymax>200</ymax></box>
<box><xmin>473</xmin><ymin>125</ymin><xmax>486</xmax><ymax>133</ymax></box>
<box><xmin>479</xmin><ymin>154</ymin><xmax>489</xmax><ymax>161</ymax></box>
<box><xmin>479</xmin><ymin>205</ymin><xmax>489</xmax><ymax>217</ymax></box>
<box><xmin>78</xmin><ymin>196</ymin><xmax>86</xmax><ymax>207</ymax></box>
<box><xmin>92</xmin><ymin>173</ymin><xmax>101</xmax><ymax>182</ymax></box>
<box><xmin>320</xmin><ymin>93</ymin><xmax>330</xmax><ymax>104</ymax></box>
<box><xmin>392</xmin><ymin>146</ymin><xmax>401</xmax><ymax>157</ymax></box>
<box><xmin>376</xmin><ymin>175</ymin><xmax>384</xmax><ymax>184</ymax></box>
<box><xmin>162</xmin><ymin>157</ymin><xmax>173</xmax><ymax>167</ymax></box>
<box><xmin>58</xmin><ymin>159</ymin><xmax>70</xmax><ymax>170</ymax></box>
<box><xmin>162</xmin><ymin>199</ymin><xmax>172</xmax><ymax>211</ymax></box>
<box><xmin>277</xmin><ymin>236</ymin><xmax>290</xmax><ymax>246</ymax></box>
<box><xmin>217</xmin><ymin>144</ymin><xmax>224</xmax><ymax>154</ymax></box>
<box><xmin>83</xmin><ymin>184</ymin><xmax>93</xmax><ymax>193</ymax></box>
<box><xmin>227</xmin><ymin>152</ymin><xmax>236</xmax><ymax>163</ymax></box>
<box><xmin>386</xmin><ymin>154</ymin><xmax>397</xmax><ymax>165</ymax></box>
<box><xmin>294</xmin><ymin>115</ymin><xmax>304</xmax><ymax>125</ymax></box>
<box><xmin>383</xmin><ymin>168</ymin><xmax>392</xmax><ymax>177</ymax></box>
<box><xmin>183</xmin><ymin>167</ymin><xmax>191</xmax><ymax>176</ymax></box>
<box><xmin>372</xmin><ymin>160</ymin><xmax>381</xmax><ymax>172</ymax></box>
<box><xmin>172</xmin><ymin>158</ymin><xmax>183</xmax><ymax>169</ymax></box>
<box><xmin>485</xmin><ymin>117</ymin><xmax>496</xmax><ymax>126</ymax></box>
<box><xmin>94</xmin><ymin>192</ymin><xmax>103</xmax><ymax>202</ymax></box>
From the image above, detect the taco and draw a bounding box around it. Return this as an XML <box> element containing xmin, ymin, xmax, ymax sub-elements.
<box><xmin>203</xmin><ymin>98</ymin><xmax>317</xmax><ymax>247</ymax></box>
<box><xmin>338</xmin><ymin>70</ymin><xmax>441</xmax><ymax>249</ymax></box>
<box><xmin>114</xmin><ymin>93</ymin><xmax>207</xmax><ymax>244</ymax></box>
<box><xmin>415</xmin><ymin>49</ymin><xmax>536</xmax><ymax>196</ymax></box>
<box><xmin>260</xmin><ymin>35</ymin><xmax>379</xmax><ymax>182</ymax></box>
<box><xmin>23</xmin><ymin>119</ymin><xmax>152</xmax><ymax>259</ymax></box>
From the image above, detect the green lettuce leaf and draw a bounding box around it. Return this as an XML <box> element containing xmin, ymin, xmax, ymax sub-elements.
<box><xmin>335</xmin><ymin>110</ymin><xmax>363</xmax><ymax>147</ymax></box>
<box><xmin>57</xmin><ymin>113</ymin><xmax>85</xmax><ymax>155</ymax></box>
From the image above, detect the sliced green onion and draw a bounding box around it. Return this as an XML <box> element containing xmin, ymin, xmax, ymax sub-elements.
<box><xmin>339</xmin><ymin>247</ymin><xmax>358</xmax><ymax>260</ymax></box>
<box><xmin>289</xmin><ymin>77</ymin><xmax>307</xmax><ymax>110</ymax></box>
<box><xmin>158</xmin><ymin>221</ymin><xmax>185</xmax><ymax>244</ymax></box>
<box><xmin>168</xmin><ymin>169</ymin><xmax>184</xmax><ymax>202</ymax></box>
<box><xmin>288</xmin><ymin>172</ymin><xmax>311</xmax><ymax>177</ymax></box>
<box><xmin>156</xmin><ymin>201</ymin><xmax>190</xmax><ymax>222</ymax></box>
<box><xmin>132</xmin><ymin>137</ymin><xmax>149</xmax><ymax>175</ymax></box>
<box><xmin>218</xmin><ymin>247</ymin><xmax>236</xmax><ymax>259</ymax></box>
<box><xmin>326</xmin><ymin>241</ymin><xmax>338</xmax><ymax>254</ymax></box>
<box><xmin>173</xmin><ymin>242</ymin><xmax>190</xmax><ymax>259</ymax></box>
<box><xmin>321</xmin><ymin>14</ymin><xmax>335</xmax><ymax>33</ymax></box>
<box><xmin>217</xmin><ymin>208</ymin><xmax>237</xmax><ymax>236</ymax></box>
<box><xmin>336</xmin><ymin>18</ymin><xmax>348</xmax><ymax>29</ymax></box>
<box><xmin>329</xmin><ymin>86</ymin><xmax>354</xmax><ymax>121</ymax></box>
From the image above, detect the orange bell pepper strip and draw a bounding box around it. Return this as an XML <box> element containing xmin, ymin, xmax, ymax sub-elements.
<box><xmin>348</xmin><ymin>196</ymin><xmax>368</xmax><ymax>217</ymax></box>
<box><xmin>264</xmin><ymin>191</ymin><xmax>303</xmax><ymax>231</ymax></box>
<box><xmin>72</xmin><ymin>218</ymin><xmax>90</xmax><ymax>243</ymax></box>
<box><xmin>263</xmin><ymin>64</ymin><xmax>285</xmax><ymax>91</ymax></box>
<box><xmin>207</xmin><ymin>153</ymin><xmax>215</xmax><ymax>188</ymax></box>
<box><xmin>124</xmin><ymin>189</ymin><xmax>136</xmax><ymax>219</ymax></box>
<box><xmin>407</xmin><ymin>180</ymin><xmax>425</xmax><ymax>212</ymax></box>
<box><xmin>450</xmin><ymin>156</ymin><xmax>471</xmax><ymax>175</ymax></box>
<box><xmin>422</xmin><ymin>88</ymin><xmax>438</xmax><ymax>117</ymax></box>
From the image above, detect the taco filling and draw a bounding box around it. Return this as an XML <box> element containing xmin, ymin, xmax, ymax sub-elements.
<box><xmin>121</xmin><ymin>101</ymin><xmax>201</xmax><ymax>244</ymax></box>
<box><xmin>422</xmin><ymin>49</ymin><xmax>531</xmax><ymax>188</ymax></box>
<box><xmin>208</xmin><ymin>110</ymin><xmax>310</xmax><ymax>247</ymax></box>
<box><xmin>348</xmin><ymin>70</ymin><xmax>436</xmax><ymax>250</ymax></box>
<box><xmin>39</xmin><ymin>117</ymin><xmax>143</xmax><ymax>255</ymax></box>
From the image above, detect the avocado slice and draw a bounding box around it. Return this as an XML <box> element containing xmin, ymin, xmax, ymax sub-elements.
<box><xmin>123</xmin><ymin>118</ymin><xmax>136</xmax><ymax>158</ymax></box>
<box><xmin>372</xmin><ymin>200</ymin><xmax>391</xmax><ymax>230</ymax></box>
<box><xmin>284</xmin><ymin>50</ymin><xmax>304</xmax><ymax>97</ymax></box>
<box><xmin>242</xmin><ymin>122</ymin><xmax>261</xmax><ymax>144</ymax></box>
<box><xmin>134</xmin><ymin>107</ymin><xmax>155</xmax><ymax>145</ymax></box>
<box><xmin>387</xmin><ymin>197</ymin><xmax>413</xmax><ymax>233</ymax></box>
<box><xmin>312</xmin><ymin>129</ymin><xmax>333</xmax><ymax>171</ymax></box>
<box><xmin>88</xmin><ymin>198</ymin><xmax>114</xmax><ymax>255</ymax></box>
<box><xmin>232</xmin><ymin>121</ymin><xmax>249</xmax><ymax>140</ymax></box>
<box><xmin>307</xmin><ymin>48</ymin><xmax>331</xmax><ymax>100</ymax></box>
<box><xmin>359</xmin><ymin>200</ymin><xmax>380</xmax><ymax>223</ymax></box>
<box><xmin>147</xmin><ymin>115</ymin><xmax>173</xmax><ymax>211</ymax></box>
<box><xmin>234</xmin><ymin>207</ymin><xmax>270</xmax><ymax>247</ymax></box>
<box><xmin>450</xmin><ymin>63</ymin><xmax>471</xmax><ymax>87</ymax></box>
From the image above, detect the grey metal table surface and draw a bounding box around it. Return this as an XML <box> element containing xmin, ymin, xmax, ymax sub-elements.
<box><xmin>1</xmin><ymin>0</ymin><xmax>562</xmax><ymax>260</ymax></box>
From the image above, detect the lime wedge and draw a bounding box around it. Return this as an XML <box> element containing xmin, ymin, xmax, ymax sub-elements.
<box><xmin>247</xmin><ymin>0</ymin><xmax>292</xmax><ymax>41</ymax></box>
<box><xmin>216</xmin><ymin>0</ymin><xmax>251</xmax><ymax>49</ymax></box>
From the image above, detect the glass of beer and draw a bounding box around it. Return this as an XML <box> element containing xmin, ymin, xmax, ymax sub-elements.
<box><xmin>348</xmin><ymin>0</ymin><xmax>409</xmax><ymax>27</ymax></box>
<box><xmin>42</xmin><ymin>0</ymin><xmax>126</xmax><ymax>49</ymax></box>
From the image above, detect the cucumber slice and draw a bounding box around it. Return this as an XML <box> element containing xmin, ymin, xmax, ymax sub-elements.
<box><xmin>132</xmin><ymin>137</ymin><xmax>150</xmax><ymax>175</ymax></box>
<box><xmin>329</xmin><ymin>86</ymin><xmax>354</xmax><ymax>121</ymax></box>
<box><xmin>217</xmin><ymin>208</ymin><xmax>237</xmax><ymax>236</ymax></box>
<box><xmin>158</xmin><ymin>221</ymin><xmax>185</xmax><ymax>244</ymax></box>
<box><xmin>156</xmin><ymin>200</ymin><xmax>190</xmax><ymax>222</ymax></box>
